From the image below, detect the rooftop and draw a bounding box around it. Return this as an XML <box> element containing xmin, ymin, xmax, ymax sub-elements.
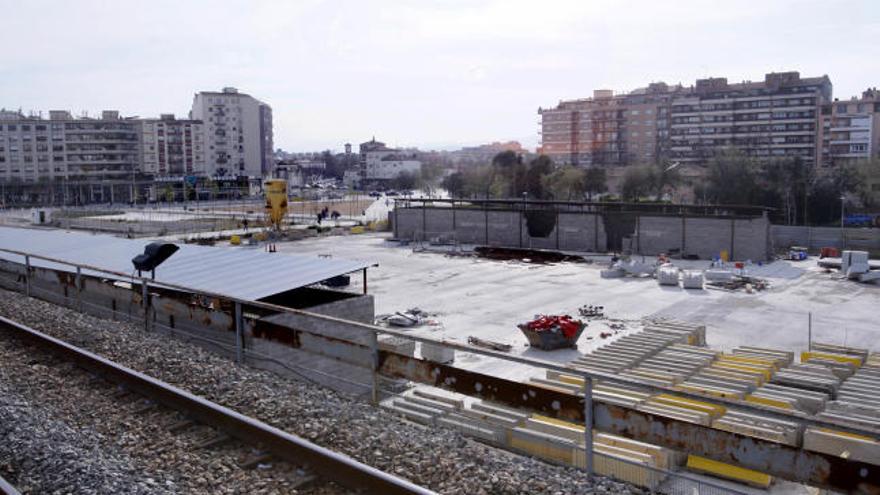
<box><xmin>0</xmin><ymin>227</ymin><xmax>371</xmax><ymax>302</ymax></box>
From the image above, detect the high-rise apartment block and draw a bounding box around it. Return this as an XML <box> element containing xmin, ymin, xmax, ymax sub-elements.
<box><xmin>0</xmin><ymin>87</ymin><xmax>273</xmax><ymax>187</ymax></box>
<box><xmin>0</xmin><ymin>109</ymin><xmax>140</xmax><ymax>183</ymax></box>
<box><xmin>539</xmin><ymin>83</ymin><xmax>683</xmax><ymax>167</ymax></box>
<box><xmin>540</xmin><ymin>72</ymin><xmax>848</xmax><ymax>168</ymax></box>
<box><xmin>189</xmin><ymin>87</ymin><xmax>274</xmax><ymax>178</ymax></box>
<box><xmin>141</xmin><ymin>114</ymin><xmax>205</xmax><ymax>176</ymax></box>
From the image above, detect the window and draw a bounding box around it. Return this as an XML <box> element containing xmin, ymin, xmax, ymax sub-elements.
<box><xmin>837</xmin><ymin>104</ymin><xmax>848</xmax><ymax>114</ymax></box>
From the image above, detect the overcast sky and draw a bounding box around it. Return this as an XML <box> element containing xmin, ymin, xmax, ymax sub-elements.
<box><xmin>2</xmin><ymin>0</ymin><xmax>878</xmax><ymax>152</ymax></box>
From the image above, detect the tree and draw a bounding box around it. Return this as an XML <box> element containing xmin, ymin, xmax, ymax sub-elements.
<box><xmin>703</xmin><ymin>149</ymin><xmax>762</xmax><ymax>205</ymax></box>
<box><xmin>543</xmin><ymin>165</ymin><xmax>586</xmax><ymax>200</ymax></box>
<box><xmin>442</xmin><ymin>172</ymin><xmax>465</xmax><ymax>198</ymax></box>
<box><xmin>620</xmin><ymin>165</ymin><xmax>655</xmax><ymax>201</ymax></box>
<box><xmin>652</xmin><ymin>161</ymin><xmax>682</xmax><ymax>201</ymax></box>
<box><xmin>583</xmin><ymin>167</ymin><xmax>607</xmax><ymax>200</ymax></box>
<box><xmin>391</xmin><ymin>171</ymin><xmax>418</xmax><ymax>191</ymax></box>
<box><xmin>524</xmin><ymin>155</ymin><xmax>554</xmax><ymax>199</ymax></box>
<box><xmin>486</xmin><ymin>150</ymin><xmax>521</xmax><ymax>198</ymax></box>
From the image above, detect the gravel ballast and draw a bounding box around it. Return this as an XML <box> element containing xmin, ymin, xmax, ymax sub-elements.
<box><xmin>0</xmin><ymin>287</ymin><xmax>640</xmax><ymax>494</ymax></box>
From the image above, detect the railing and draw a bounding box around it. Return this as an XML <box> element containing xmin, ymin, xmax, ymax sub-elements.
<box><xmin>0</xmin><ymin>245</ymin><xmax>876</xmax><ymax>493</ymax></box>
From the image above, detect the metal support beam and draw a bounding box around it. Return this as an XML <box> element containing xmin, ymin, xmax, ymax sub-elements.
<box><xmin>23</xmin><ymin>255</ymin><xmax>31</xmax><ymax>297</ymax></box>
<box><xmin>369</xmin><ymin>329</ymin><xmax>379</xmax><ymax>405</ymax></box>
<box><xmin>583</xmin><ymin>377</ymin><xmax>593</xmax><ymax>475</ymax></box>
<box><xmin>234</xmin><ymin>301</ymin><xmax>244</xmax><ymax>364</ymax></box>
<box><xmin>362</xmin><ymin>268</ymin><xmax>368</xmax><ymax>295</ymax></box>
<box><xmin>141</xmin><ymin>280</ymin><xmax>150</xmax><ymax>332</ymax></box>
<box><xmin>75</xmin><ymin>267</ymin><xmax>82</xmax><ymax>312</ymax></box>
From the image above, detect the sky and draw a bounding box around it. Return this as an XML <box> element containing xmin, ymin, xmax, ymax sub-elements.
<box><xmin>1</xmin><ymin>0</ymin><xmax>879</xmax><ymax>152</ymax></box>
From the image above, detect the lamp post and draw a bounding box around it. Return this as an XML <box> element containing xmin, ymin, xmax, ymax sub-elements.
<box><xmin>840</xmin><ymin>195</ymin><xmax>846</xmax><ymax>249</ymax></box>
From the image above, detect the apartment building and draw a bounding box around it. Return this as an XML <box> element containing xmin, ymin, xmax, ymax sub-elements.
<box><xmin>540</xmin><ymin>72</ymin><xmax>832</xmax><ymax>168</ymax></box>
<box><xmin>669</xmin><ymin>72</ymin><xmax>831</xmax><ymax>165</ymax></box>
<box><xmin>0</xmin><ymin>109</ymin><xmax>140</xmax><ymax>183</ymax></box>
<box><xmin>141</xmin><ymin>114</ymin><xmax>206</xmax><ymax>176</ymax></box>
<box><xmin>539</xmin><ymin>83</ymin><xmax>683</xmax><ymax>167</ymax></box>
<box><xmin>189</xmin><ymin>87</ymin><xmax>274</xmax><ymax>178</ymax></box>
<box><xmin>820</xmin><ymin>88</ymin><xmax>880</xmax><ymax>167</ymax></box>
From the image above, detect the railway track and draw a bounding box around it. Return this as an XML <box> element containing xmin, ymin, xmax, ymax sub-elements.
<box><xmin>0</xmin><ymin>315</ymin><xmax>433</xmax><ymax>495</ymax></box>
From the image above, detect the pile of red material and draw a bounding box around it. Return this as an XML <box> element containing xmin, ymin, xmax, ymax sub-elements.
<box><xmin>524</xmin><ymin>315</ymin><xmax>583</xmax><ymax>339</ymax></box>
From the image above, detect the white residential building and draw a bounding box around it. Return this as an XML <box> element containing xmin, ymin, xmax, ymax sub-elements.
<box><xmin>140</xmin><ymin>114</ymin><xmax>206</xmax><ymax>176</ymax></box>
<box><xmin>0</xmin><ymin>109</ymin><xmax>140</xmax><ymax>183</ymax></box>
<box><xmin>364</xmin><ymin>149</ymin><xmax>421</xmax><ymax>180</ymax></box>
<box><xmin>189</xmin><ymin>87</ymin><xmax>274</xmax><ymax>178</ymax></box>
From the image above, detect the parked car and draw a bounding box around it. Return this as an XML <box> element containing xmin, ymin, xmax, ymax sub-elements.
<box><xmin>368</xmin><ymin>190</ymin><xmax>381</xmax><ymax>197</ymax></box>
<box><xmin>386</xmin><ymin>190</ymin><xmax>399</xmax><ymax>197</ymax></box>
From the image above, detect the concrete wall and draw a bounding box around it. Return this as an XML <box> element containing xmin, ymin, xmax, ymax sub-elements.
<box><xmin>395</xmin><ymin>207</ymin><xmax>770</xmax><ymax>260</ymax></box>
<box><xmin>771</xmin><ymin>225</ymin><xmax>880</xmax><ymax>254</ymax></box>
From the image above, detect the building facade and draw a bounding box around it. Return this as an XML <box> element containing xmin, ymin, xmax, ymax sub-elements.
<box><xmin>539</xmin><ymin>83</ymin><xmax>684</xmax><ymax>167</ymax></box>
<box><xmin>540</xmin><ymin>72</ymin><xmax>833</xmax><ymax>168</ymax></box>
<box><xmin>0</xmin><ymin>109</ymin><xmax>141</xmax><ymax>183</ymax></box>
<box><xmin>820</xmin><ymin>88</ymin><xmax>880</xmax><ymax>168</ymax></box>
<box><xmin>189</xmin><ymin>87</ymin><xmax>274</xmax><ymax>178</ymax></box>
<box><xmin>140</xmin><ymin>114</ymin><xmax>206</xmax><ymax>176</ymax></box>
<box><xmin>669</xmin><ymin>72</ymin><xmax>831</xmax><ymax>165</ymax></box>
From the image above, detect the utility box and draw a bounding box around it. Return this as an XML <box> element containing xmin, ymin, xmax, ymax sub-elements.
<box><xmin>841</xmin><ymin>250</ymin><xmax>870</xmax><ymax>279</ymax></box>
<box><xmin>31</xmin><ymin>208</ymin><xmax>52</xmax><ymax>225</ymax></box>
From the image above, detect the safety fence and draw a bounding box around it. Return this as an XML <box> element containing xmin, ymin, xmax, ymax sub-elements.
<box><xmin>0</xmin><ymin>246</ymin><xmax>875</xmax><ymax>493</ymax></box>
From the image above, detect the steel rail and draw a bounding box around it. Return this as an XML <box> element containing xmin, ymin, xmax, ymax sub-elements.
<box><xmin>0</xmin><ymin>475</ymin><xmax>21</xmax><ymax>495</ymax></box>
<box><xmin>0</xmin><ymin>315</ymin><xmax>434</xmax><ymax>495</ymax></box>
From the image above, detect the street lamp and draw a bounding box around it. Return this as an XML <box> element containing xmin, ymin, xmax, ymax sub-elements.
<box><xmin>840</xmin><ymin>195</ymin><xmax>846</xmax><ymax>249</ymax></box>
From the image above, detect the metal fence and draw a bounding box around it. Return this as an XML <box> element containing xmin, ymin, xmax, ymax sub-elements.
<box><xmin>0</xmin><ymin>246</ymin><xmax>873</xmax><ymax>493</ymax></box>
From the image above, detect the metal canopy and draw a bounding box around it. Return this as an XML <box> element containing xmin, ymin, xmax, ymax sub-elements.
<box><xmin>0</xmin><ymin>226</ymin><xmax>371</xmax><ymax>301</ymax></box>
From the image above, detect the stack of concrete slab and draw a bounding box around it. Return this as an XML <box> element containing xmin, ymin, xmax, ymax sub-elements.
<box><xmin>770</xmin><ymin>363</ymin><xmax>843</xmax><ymax>396</ymax></box>
<box><xmin>674</xmin><ymin>352</ymin><xmax>779</xmax><ymax>400</ymax></box>
<box><xmin>509</xmin><ymin>413</ymin><xmax>673</xmax><ymax>490</ymax></box>
<box><xmin>623</xmin><ymin>344</ymin><xmax>718</xmax><ymax>388</ymax></box>
<box><xmin>567</xmin><ymin>332</ymin><xmax>681</xmax><ymax>374</ymax></box>
<box><xmin>643</xmin><ymin>320</ymin><xmax>707</xmax><ymax>346</ymax></box>
<box><xmin>566</xmin><ymin>320</ymin><xmax>707</xmax><ymax>377</ymax></box>
<box><xmin>811</xmin><ymin>346</ymin><xmax>880</xmax><ymax>430</ymax></box>
<box><xmin>711</xmin><ymin>409</ymin><xmax>802</xmax><ymax>446</ymax></box>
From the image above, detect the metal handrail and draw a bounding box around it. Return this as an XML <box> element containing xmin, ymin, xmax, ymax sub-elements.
<box><xmin>0</xmin><ymin>245</ymin><xmax>877</xmax><ymax>439</ymax></box>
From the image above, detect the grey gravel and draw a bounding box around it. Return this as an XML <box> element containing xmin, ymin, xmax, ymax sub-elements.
<box><xmin>0</xmin><ymin>287</ymin><xmax>640</xmax><ymax>494</ymax></box>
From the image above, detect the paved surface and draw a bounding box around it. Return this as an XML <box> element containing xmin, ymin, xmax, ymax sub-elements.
<box><xmin>277</xmin><ymin>233</ymin><xmax>879</xmax><ymax>380</ymax></box>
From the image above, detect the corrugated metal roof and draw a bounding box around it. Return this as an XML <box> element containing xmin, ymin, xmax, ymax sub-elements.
<box><xmin>0</xmin><ymin>226</ymin><xmax>371</xmax><ymax>301</ymax></box>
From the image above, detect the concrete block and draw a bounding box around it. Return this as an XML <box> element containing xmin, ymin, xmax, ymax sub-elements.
<box><xmin>804</xmin><ymin>428</ymin><xmax>880</xmax><ymax>464</ymax></box>
<box><xmin>420</xmin><ymin>342</ymin><xmax>455</xmax><ymax>364</ymax></box>
<box><xmin>412</xmin><ymin>388</ymin><xmax>465</xmax><ymax>408</ymax></box>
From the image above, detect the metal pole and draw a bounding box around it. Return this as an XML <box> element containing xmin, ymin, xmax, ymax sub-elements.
<box><xmin>808</xmin><ymin>312</ymin><xmax>812</xmax><ymax>351</ymax></box>
<box><xmin>142</xmin><ymin>280</ymin><xmax>150</xmax><ymax>332</ymax></box>
<box><xmin>369</xmin><ymin>328</ymin><xmax>380</xmax><ymax>405</ymax></box>
<box><xmin>234</xmin><ymin>301</ymin><xmax>243</xmax><ymax>364</ymax></box>
<box><xmin>840</xmin><ymin>196</ymin><xmax>846</xmax><ymax>250</ymax></box>
<box><xmin>24</xmin><ymin>255</ymin><xmax>31</xmax><ymax>297</ymax></box>
<box><xmin>362</xmin><ymin>268</ymin><xmax>368</xmax><ymax>295</ymax></box>
<box><xmin>75</xmin><ymin>266</ymin><xmax>82</xmax><ymax>312</ymax></box>
<box><xmin>583</xmin><ymin>376</ymin><xmax>594</xmax><ymax>475</ymax></box>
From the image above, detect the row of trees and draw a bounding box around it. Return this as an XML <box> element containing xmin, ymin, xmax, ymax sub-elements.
<box><xmin>441</xmin><ymin>151</ymin><xmax>609</xmax><ymax>201</ymax></box>
<box><xmin>437</xmin><ymin>149</ymin><xmax>880</xmax><ymax>226</ymax></box>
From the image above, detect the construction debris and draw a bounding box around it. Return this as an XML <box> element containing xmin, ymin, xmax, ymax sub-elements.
<box><xmin>468</xmin><ymin>336</ymin><xmax>513</xmax><ymax>353</ymax></box>
<box><xmin>577</xmin><ymin>305</ymin><xmax>605</xmax><ymax>319</ymax></box>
